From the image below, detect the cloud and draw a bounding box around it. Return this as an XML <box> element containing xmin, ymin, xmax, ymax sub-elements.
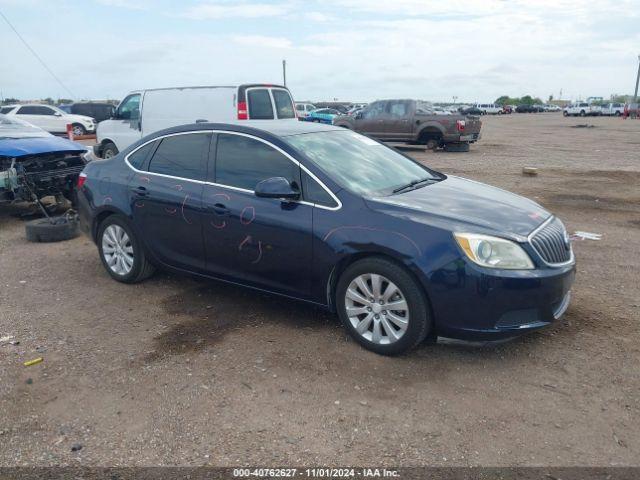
<box><xmin>231</xmin><ymin>35</ymin><xmax>292</xmax><ymax>49</ymax></box>
<box><xmin>182</xmin><ymin>1</ymin><xmax>292</xmax><ymax>19</ymax></box>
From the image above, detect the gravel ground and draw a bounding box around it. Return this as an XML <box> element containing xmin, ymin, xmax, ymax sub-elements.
<box><xmin>0</xmin><ymin>113</ymin><xmax>638</xmax><ymax>467</ymax></box>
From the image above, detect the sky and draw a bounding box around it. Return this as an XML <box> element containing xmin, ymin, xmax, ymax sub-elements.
<box><xmin>0</xmin><ymin>0</ymin><xmax>639</xmax><ymax>104</ymax></box>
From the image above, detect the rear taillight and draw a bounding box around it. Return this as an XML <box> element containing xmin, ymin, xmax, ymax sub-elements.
<box><xmin>237</xmin><ymin>101</ymin><xmax>248</xmax><ymax>120</ymax></box>
<box><xmin>456</xmin><ymin>119</ymin><xmax>466</xmax><ymax>132</ymax></box>
<box><xmin>77</xmin><ymin>172</ymin><xmax>87</xmax><ymax>189</ymax></box>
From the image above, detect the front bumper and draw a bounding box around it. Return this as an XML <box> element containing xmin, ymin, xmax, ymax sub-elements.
<box><xmin>428</xmin><ymin>259</ymin><xmax>576</xmax><ymax>341</ymax></box>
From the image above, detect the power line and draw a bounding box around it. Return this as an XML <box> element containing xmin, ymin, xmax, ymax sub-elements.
<box><xmin>0</xmin><ymin>8</ymin><xmax>75</xmax><ymax>99</ymax></box>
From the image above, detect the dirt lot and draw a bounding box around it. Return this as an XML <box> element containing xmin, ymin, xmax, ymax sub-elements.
<box><xmin>0</xmin><ymin>113</ymin><xmax>638</xmax><ymax>467</ymax></box>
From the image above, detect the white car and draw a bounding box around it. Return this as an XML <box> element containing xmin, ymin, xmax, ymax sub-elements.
<box><xmin>0</xmin><ymin>104</ymin><xmax>96</xmax><ymax>136</ymax></box>
<box><xmin>563</xmin><ymin>102</ymin><xmax>601</xmax><ymax>117</ymax></box>
<box><xmin>475</xmin><ymin>103</ymin><xmax>502</xmax><ymax>115</ymax></box>
<box><xmin>600</xmin><ymin>103</ymin><xmax>625</xmax><ymax>116</ymax></box>
<box><xmin>96</xmin><ymin>83</ymin><xmax>297</xmax><ymax>158</ymax></box>
<box><xmin>543</xmin><ymin>104</ymin><xmax>561</xmax><ymax>112</ymax></box>
<box><xmin>295</xmin><ymin>102</ymin><xmax>317</xmax><ymax>119</ymax></box>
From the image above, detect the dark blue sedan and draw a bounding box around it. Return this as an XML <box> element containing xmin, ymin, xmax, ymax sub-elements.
<box><xmin>77</xmin><ymin>122</ymin><xmax>575</xmax><ymax>355</ymax></box>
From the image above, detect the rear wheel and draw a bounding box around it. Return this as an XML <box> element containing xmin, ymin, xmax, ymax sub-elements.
<box><xmin>102</xmin><ymin>142</ymin><xmax>118</xmax><ymax>159</ymax></box>
<box><xmin>97</xmin><ymin>215</ymin><xmax>155</xmax><ymax>283</ymax></box>
<box><xmin>580</xmin><ymin>110</ymin><xmax>586</xmax><ymax>117</ymax></box>
<box><xmin>72</xmin><ymin>124</ymin><xmax>86</xmax><ymax>136</ymax></box>
<box><xmin>336</xmin><ymin>258</ymin><xmax>431</xmax><ymax>355</ymax></box>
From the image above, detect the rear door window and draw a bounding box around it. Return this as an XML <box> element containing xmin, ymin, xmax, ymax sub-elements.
<box><xmin>128</xmin><ymin>141</ymin><xmax>157</xmax><ymax>170</ymax></box>
<box><xmin>215</xmin><ymin>133</ymin><xmax>298</xmax><ymax>190</ymax></box>
<box><xmin>0</xmin><ymin>107</ymin><xmax>13</xmax><ymax>114</ymax></box>
<box><xmin>247</xmin><ymin>89</ymin><xmax>274</xmax><ymax>119</ymax></box>
<box><xmin>272</xmin><ymin>89</ymin><xmax>295</xmax><ymax>119</ymax></box>
<box><xmin>148</xmin><ymin>133</ymin><xmax>209</xmax><ymax>181</ymax></box>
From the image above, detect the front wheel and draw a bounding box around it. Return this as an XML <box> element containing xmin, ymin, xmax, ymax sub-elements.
<box><xmin>336</xmin><ymin>258</ymin><xmax>431</xmax><ymax>355</ymax></box>
<box><xmin>97</xmin><ymin>215</ymin><xmax>155</xmax><ymax>283</ymax></box>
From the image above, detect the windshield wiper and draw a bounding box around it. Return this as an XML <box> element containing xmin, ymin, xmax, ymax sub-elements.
<box><xmin>392</xmin><ymin>177</ymin><xmax>434</xmax><ymax>194</ymax></box>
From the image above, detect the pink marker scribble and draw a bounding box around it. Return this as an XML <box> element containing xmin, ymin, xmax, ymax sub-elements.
<box><xmin>213</xmin><ymin>192</ymin><xmax>231</xmax><ymax>201</ymax></box>
<box><xmin>135</xmin><ymin>201</ymin><xmax>145</xmax><ymax>208</ymax></box>
<box><xmin>173</xmin><ymin>184</ymin><xmax>184</xmax><ymax>191</ymax></box>
<box><xmin>211</xmin><ymin>220</ymin><xmax>226</xmax><ymax>229</ymax></box>
<box><xmin>238</xmin><ymin>235</ymin><xmax>263</xmax><ymax>264</ymax></box>
<box><xmin>252</xmin><ymin>241</ymin><xmax>263</xmax><ymax>264</ymax></box>
<box><xmin>238</xmin><ymin>235</ymin><xmax>251</xmax><ymax>251</ymax></box>
<box><xmin>323</xmin><ymin>226</ymin><xmax>421</xmax><ymax>256</ymax></box>
<box><xmin>165</xmin><ymin>207</ymin><xmax>177</xmax><ymax>215</ymax></box>
<box><xmin>529</xmin><ymin>212</ymin><xmax>542</xmax><ymax>219</ymax></box>
<box><xmin>240</xmin><ymin>206</ymin><xmax>255</xmax><ymax>226</ymax></box>
<box><xmin>139</xmin><ymin>176</ymin><xmax>151</xmax><ymax>183</ymax></box>
<box><xmin>103</xmin><ymin>196</ymin><xmax>113</xmax><ymax>204</ymax></box>
<box><xmin>181</xmin><ymin>194</ymin><xmax>192</xmax><ymax>224</ymax></box>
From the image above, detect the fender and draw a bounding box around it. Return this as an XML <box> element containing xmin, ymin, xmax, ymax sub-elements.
<box><xmin>416</xmin><ymin>121</ymin><xmax>446</xmax><ymax>138</ymax></box>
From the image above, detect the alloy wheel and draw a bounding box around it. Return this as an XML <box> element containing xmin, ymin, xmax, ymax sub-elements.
<box><xmin>102</xmin><ymin>224</ymin><xmax>134</xmax><ymax>276</ymax></box>
<box><xmin>72</xmin><ymin>125</ymin><xmax>85</xmax><ymax>136</ymax></box>
<box><xmin>345</xmin><ymin>273</ymin><xmax>409</xmax><ymax>345</ymax></box>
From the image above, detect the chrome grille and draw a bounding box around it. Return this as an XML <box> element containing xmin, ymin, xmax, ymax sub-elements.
<box><xmin>530</xmin><ymin>217</ymin><xmax>572</xmax><ymax>265</ymax></box>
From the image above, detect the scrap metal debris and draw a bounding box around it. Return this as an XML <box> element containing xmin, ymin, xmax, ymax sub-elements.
<box><xmin>23</xmin><ymin>357</ymin><xmax>43</xmax><ymax>367</ymax></box>
<box><xmin>570</xmin><ymin>231</ymin><xmax>602</xmax><ymax>241</ymax></box>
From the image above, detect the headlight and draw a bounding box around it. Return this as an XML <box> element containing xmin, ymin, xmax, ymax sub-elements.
<box><xmin>454</xmin><ymin>233</ymin><xmax>534</xmax><ymax>270</ymax></box>
<box><xmin>83</xmin><ymin>149</ymin><xmax>98</xmax><ymax>163</ymax></box>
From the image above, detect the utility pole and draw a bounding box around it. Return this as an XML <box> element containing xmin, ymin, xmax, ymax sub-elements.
<box><xmin>282</xmin><ymin>59</ymin><xmax>287</xmax><ymax>87</ymax></box>
<box><xmin>634</xmin><ymin>55</ymin><xmax>640</xmax><ymax>102</ymax></box>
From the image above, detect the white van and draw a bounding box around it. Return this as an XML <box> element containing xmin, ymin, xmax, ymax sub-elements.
<box><xmin>475</xmin><ymin>103</ymin><xmax>502</xmax><ymax>115</ymax></box>
<box><xmin>95</xmin><ymin>84</ymin><xmax>297</xmax><ymax>158</ymax></box>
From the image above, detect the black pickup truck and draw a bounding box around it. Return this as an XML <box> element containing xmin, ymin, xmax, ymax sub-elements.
<box><xmin>333</xmin><ymin>99</ymin><xmax>482</xmax><ymax>151</ymax></box>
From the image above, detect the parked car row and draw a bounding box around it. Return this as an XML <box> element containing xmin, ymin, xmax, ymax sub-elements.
<box><xmin>562</xmin><ymin>102</ymin><xmax>625</xmax><ymax>117</ymax></box>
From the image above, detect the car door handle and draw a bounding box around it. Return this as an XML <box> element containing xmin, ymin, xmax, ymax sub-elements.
<box><xmin>131</xmin><ymin>186</ymin><xmax>148</xmax><ymax>197</ymax></box>
<box><xmin>210</xmin><ymin>203</ymin><xmax>229</xmax><ymax>215</ymax></box>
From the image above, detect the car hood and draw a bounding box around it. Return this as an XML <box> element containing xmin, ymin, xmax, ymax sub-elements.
<box><xmin>0</xmin><ymin>136</ymin><xmax>88</xmax><ymax>158</ymax></box>
<box><xmin>366</xmin><ymin>176</ymin><xmax>550</xmax><ymax>238</ymax></box>
<box><xmin>67</xmin><ymin>114</ymin><xmax>94</xmax><ymax>122</ymax></box>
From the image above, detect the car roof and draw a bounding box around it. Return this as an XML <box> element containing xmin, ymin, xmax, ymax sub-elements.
<box><xmin>149</xmin><ymin>120</ymin><xmax>343</xmax><ymax>139</ymax></box>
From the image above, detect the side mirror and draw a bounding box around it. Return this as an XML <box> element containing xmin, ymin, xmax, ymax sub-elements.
<box><xmin>255</xmin><ymin>177</ymin><xmax>300</xmax><ymax>200</ymax></box>
<box><xmin>355</xmin><ymin>111</ymin><xmax>363</xmax><ymax>119</ymax></box>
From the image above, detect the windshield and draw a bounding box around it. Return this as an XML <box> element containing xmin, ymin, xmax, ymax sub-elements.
<box><xmin>0</xmin><ymin>114</ymin><xmax>51</xmax><ymax>139</ymax></box>
<box><xmin>285</xmin><ymin>130</ymin><xmax>441</xmax><ymax>196</ymax></box>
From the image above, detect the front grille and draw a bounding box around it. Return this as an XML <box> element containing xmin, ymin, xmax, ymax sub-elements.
<box><xmin>24</xmin><ymin>164</ymin><xmax>85</xmax><ymax>182</ymax></box>
<box><xmin>530</xmin><ymin>217</ymin><xmax>572</xmax><ymax>265</ymax></box>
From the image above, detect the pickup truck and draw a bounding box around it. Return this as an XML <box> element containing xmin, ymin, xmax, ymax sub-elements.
<box><xmin>333</xmin><ymin>99</ymin><xmax>481</xmax><ymax>150</ymax></box>
<box><xmin>563</xmin><ymin>102</ymin><xmax>601</xmax><ymax>117</ymax></box>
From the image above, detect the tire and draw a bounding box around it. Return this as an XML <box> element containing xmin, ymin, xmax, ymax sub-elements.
<box><xmin>444</xmin><ymin>142</ymin><xmax>470</xmax><ymax>152</ymax></box>
<box><xmin>580</xmin><ymin>110</ymin><xmax>586</xmax><ymax>117</ymax></box>
<box><xmin>71</xmin><ymin>124</ymin><xmax>86</xmax><ymax>136</ymax></box>
<box><xmin>615</xmin><ymin>111</ymin><xmax>621</xmax><ymax>117</ymax></box>
<box><xmin>25</xmin><ymin>216</ymin><xmax>79</xmax><ymax>243</ymax></box>
<box><xmin>102</xmin><ymin>142</ymin><xmax>118</xmax><ymax>159</ymax></box>
<box><xmin>336</xmin><ymin>257</ymin><xmax>431</xmax><ymax>355</ymax></box>
<box><xmin>563</xmin><ymin>111</ymin><xmax>568</xmax><ymax>117</ymax></box>
<box><xmin>97</xmin><ymin>214</ymin><xmax>155</xmax><ymax>283</ymax></box>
